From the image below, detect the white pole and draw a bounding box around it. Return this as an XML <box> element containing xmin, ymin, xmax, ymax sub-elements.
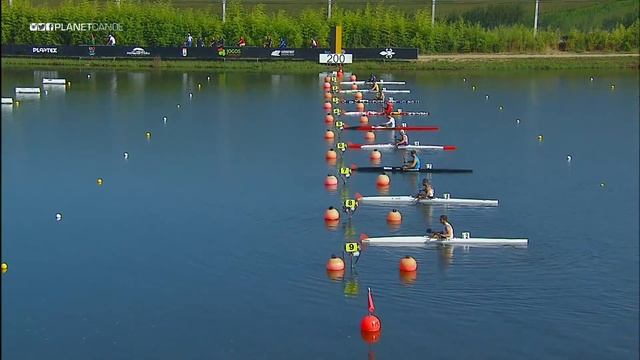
<box><xmin>431</xmin><ymin>0</ymin><xmax>436</xmax><ymax>27</ymax></box>
<box><xmin>533</xmin><ymin>0</ymin><xmax>539</xmax><ymax>36</ymax></box>
<box><xmin>222</xmin><ymin>0</ymin><xmax>227</xmax><ymax>23</ymax></box>
<box><xmin>328</xmin><ymin>0</ymin><xmax>332</xmax><ymax>20</ymax></box>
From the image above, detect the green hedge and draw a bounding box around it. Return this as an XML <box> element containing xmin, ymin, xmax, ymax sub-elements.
<box><xmin>2</xmin><ymin>0</ymin><xmax>638</xmax><ymax>53</ymax></box>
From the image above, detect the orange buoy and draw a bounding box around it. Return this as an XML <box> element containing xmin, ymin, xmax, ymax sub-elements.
<box><xmin>324</xmin><ymin>114</ymin><xmax>334</xmax><ymax>124</ymax></box>
<box><xmin>351</xmin><ymin>84</ymin><xmax>358</xmax><ymax>90</ymax></box>
<box><xmin>359</xmin><ymin>115</ymin><xmax>369</xmax><ymax>124</ymax></box>
<box><xmin>323</xmin><ymin>82</ymin><xmax>331</xmax><ymax>89</ymax></box>
<box><xmin>356</xmin><ymin>102</ymin><xmax>365</xmax><ymax>111</ymax></box>
<box><xmin>399</xmin><ymin>256</ymin><xmax>417</xmax><ymax>272</ymax></box>
<box><xmin>324</xmin><ymin>206</ymin><xmax>340</xmax><ymax>221</ymax></box>
<box><xmin>324</xmin><ymin>76</ymin><xmax>331</xmax><ymax>83</ymax></box>
<box><xmin>370</xmin><ymin>149</ymin><xmax>381</xmax><ymax>160</ymax></box>
<box><xmin>324</xmin><ymin>175</ymin><xmax>338</xmax><ymax>186</ymax></box>
<box><xmin>323</xmin><ymin>102</ymin><xmax>332</xmax><ymax>110</ymax></box>
<box><xmin>325</xmin><ymin>130</ymin><xmax>335</xmax><ymax>140</ymax></box>
<box><xmin>387</xmin><ymin>209</ymin><xmax>402</xmax><ymax>223</ymax></box>
<box><xmin>360</xmin><ymin>330</ymin><xmax>381</xmax><ymax>345</ymax></box>
<box><xmin>376</xmin><ymin>173</ymin><xmax>390</xmax><ymax>186</ymax></box>
<box><xmin>326</xmin><ymin>255</ymin><xmax>345</xmax><ymax>271</ymax></box>
<box><xmin>325</xmin><ymin>148</ymin><xmax>337</xmax><ymax>160</ymax></box>
<box><xmin>360</xmin><ymin>314</ymin><xmax>381</xmax><ymax>332</ymax></box>
<box><xmin>324</xmin><ymin>92</ymin><xmax>332</xmax><ymax>100</ymax></box>
<box><xmin>355</xmin><ymin>92</ymin><xmax>363</xmax><ymax>101</ymax></box>
<box><xmin>350</xmin><ymin>75</ymin><xmax>357</xmax><ymax>82</ymax></box>
<box><xmin>364</xmin><ymin>131</ymin><xmax>375</xmax><ymax>142</ymax></box>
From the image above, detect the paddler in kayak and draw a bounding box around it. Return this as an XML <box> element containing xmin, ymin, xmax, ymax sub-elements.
<box><xmin>416</xmin><ymin>178</ymin><xmax>435</xmax><ymax>199</ymax></box>
<box><xmin>384</xmin><ymin>98</ymin><xmax>394</xmax><ymax>115</ymax></box>
<box><xmin>368</xmin><ymin>73</ymin><xmax>377</xmax><ymax>84</ymax></box>
<box><xmin>430</xmin><ymin>215</ymin><xmax>454</xmax><ymax>240</ymax></box>
<box><xmin>378</xmin><ymin>114</ymin><xmax>396</xmax><ymax>128</ymax></box>
<box><xmin>402</xmin><ymin>150</ymin><xmax>421</xmax><ymax>170</ymax></box>
<box><xmin>395</xmin><ymin>129</ymin><xmax>409</xmax><ymax>147</ymax></box>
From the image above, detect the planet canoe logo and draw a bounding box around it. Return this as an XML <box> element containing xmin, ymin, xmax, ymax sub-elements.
<box><xmin>379</xmin><ymin>48</ymin><xmax>395</xmax><ymax>59</ymax></box>
<box><xmin>217</xmin><ymin>46</ymin><xmax>226</xmax><ymax>57</ymax></box>
<box><xmin>88</xmin><ymin>46</ymin><xmax>96</xmax><ymax>56</ymax></box>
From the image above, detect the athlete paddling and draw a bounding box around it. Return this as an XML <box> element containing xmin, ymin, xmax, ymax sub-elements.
<box><xmin>416</xmin><ymin>178</ymin><xmax>435</xmax><ymax>199</ymax></box>
<box><xmin>395</xmin><ymin>129</ymin><xmax>409</xmax><ymax>147</ymax></box>
<box><xmin>379</xmin><ymin>115</ymin><xmax>396</xmax><ymax>128</ymax></box>
<box><xmin>384</xmin><ymin>98</ymin><xmax>394</xmax><ymax>115</ymax></box>
<box><xmin>430</xmin><ymin>215</ymin><xmax>454</xmax><ymax>240</ymax></box>
<box><xmin>402</xmin><ymin>150</ymin><xmax>421</xmax><ymax>170</ymax></box>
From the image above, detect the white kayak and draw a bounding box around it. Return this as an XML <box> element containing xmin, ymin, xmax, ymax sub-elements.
<box><xmin>42</xmin><ymin>78</ymin><xmax>66</xmax><ymax>85</ymax></box>
<box><xmin>15</xmin><ymin>87</ymin><xmax>41</xmax><ymax>94</ymax></box>
<box><xmin>1</xmin><ymin>97</ymin><xmax>13</xmax><ymax>105</ymax></box>
<box><xmin>339</xmin><ymin>89</ymin><xmax>410</xmax><ymax>94</ymax></box>
<box><xmin>362</xmin><ymin>235</ymin><xmax>528</xmax><ymax>246</ymax></box>
<box><xmin>350</xmin><ymin>143</ymin><xmax>456</xmax><ymax>151</ymax></box>
<box><xmin>357</xmin><ymin>195</ymin><xmax>498</xmax><ymax>206</ymax></box>
<box><xmin>340</xmin><ymin>80</ymin><xmax>406</xmax><ymax>85</ymax></box>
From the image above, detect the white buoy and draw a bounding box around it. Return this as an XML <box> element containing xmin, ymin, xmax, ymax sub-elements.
<box><xmin>44</xmin><ymin>90</ymin><xmax>48</xmax><ymax>95</ymax></box>
<box><xmin>55</xmin><ymin>213</ymin><xmax>62</xmax><ymax>221</ymax></box>
<box><xmin>124</xmin><ymin>152</ymin><xmax>129</xmax><ymax>159</ymax></box>
<box><xmin>189</xmin><ymin>93</ymin><xmax>193</xmax><ymax>98</ymax></box>
<box><xmin>516</xmin><ymin>118</ymin><xmax>521</xmax><ymax>124</ymax></box>
<box><xmin>485</xmin><ymin>95</ymin><xmax>489</xmax><ymax>100</ymax></box>
<box><xmin>463</xmin><ymin>78</ymin><xmax>467</xmax><ymax>82</ymax></box>
<box><xmin>566</xmin><ymin>155</ymin><xmax>572</xmax><ymax>162</ymax></box>
<box><xmin>87</xmin><ymin>74</ymin><xmax>91</xmax><ymax>79</ymax></box>
<box><xmin>207</xmin><ymin>76</ymin><xmax>211</xmax><ymax>81</ymax></box>
<box><xmin>589</xmin><ymin>77</ymin><xmax>594</xmax><ymax>81</ymax></box>
<box><xmin>177</xmin><ymin>104</ymin><xmax>181</xmax><ymax>108</ymax></box>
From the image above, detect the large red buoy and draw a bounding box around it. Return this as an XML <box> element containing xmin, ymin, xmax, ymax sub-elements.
<box><xmin>324</xmin><ymin>206</ymin><xmax>340</xmax><ymax>221</ymax></box>
<box><xmin>350</xmin><ymin>75</ymin><xmax>357</xmax><ymax>82</ymax></box>
<box><xmin>355</xmin><ymin>92</ymin><xmax>363</xmax><ymax>101</ymax></box>
<box><xmin>399</xmin><ymin>256</ymin><xmax>417</xmax><ymax>272</ymax></box>
<box><xmin>376</xmin><ymin>173</ymin><xmax>390</xmax><ymax>186</ymax></box>
<box><xmin>387</xmin><ymin>209</ymin><xmax>402</xmax><ymax>223</ymax></box>
<box><xmin>364</xmin><ymin>131</ymin><xmax>375</xmax><ymax>142</ymax></box>
<box><xmin>324</xmin><ymin>114</ymin><xmax>334</xmax><ymax>124</ymax></box>
<box><xmin>325</xmin><ymin>130</ymin><xmax>335</xmax><ymax>140</ymax></box>
<box><xmin>370</xmin><ymin>149</ymin><xmax>381</xmax><ymax>160</ymax></box>
<box><xmin>324</xmin><ymin>175</ymin><xmax>338</xmax><ymax>186</ymax></box>
<box><xmin>360</xmin><ymin>315</ymin><xmax>381</xmax><ymax>332</ymax></box>
<box><xmin>323</xmin><ymin>102</ymin><xmax>332</xmax><ymax>110</ymax></box>
<box><xmin>359</xmin><ymin>115</ymin><xmax>369</xmax><ymax>124</ymax></box>
<box><xmin>326</xmin><ymin>255</ymin><xmax>345</xmax><ymax>271</ymax></box>
<box><xmin>356</xmin><ymin>102</ymin><xmax>365</xmax><ymax>111</ymax></box>
<box><xmin>325</xmin><ymin>148</ymin><xmax>337</xmax><ymax>160</ymax></box>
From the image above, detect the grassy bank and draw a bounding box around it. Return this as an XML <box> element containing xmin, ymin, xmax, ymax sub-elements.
<box><xmin>2</xmin><ymin>55</ymin><xmax>638</xmax><ymax>72</ymax></box>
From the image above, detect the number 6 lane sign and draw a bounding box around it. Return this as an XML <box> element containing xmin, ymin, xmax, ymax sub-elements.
<box><xmin>319</xmin><ymin>53</ymin><xmax>353</xmax><ymax>64</ymax></box>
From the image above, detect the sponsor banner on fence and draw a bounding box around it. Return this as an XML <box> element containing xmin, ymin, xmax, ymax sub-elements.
<box><xmin>1</xmin><ymin>45</ymin><xmax>418</xmax><ymax>60</ymax></box>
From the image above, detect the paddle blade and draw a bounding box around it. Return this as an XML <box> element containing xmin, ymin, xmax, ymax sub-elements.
<box><xmin>354</xmin><ymin>192</ymin><xmax>363</xmax><ymax>200</ymax></box>
<box><xmin>360</xmin><ymin>233</ymin><xmax>369</xmax><ymax>241</ymax></box>
<box><xmin>443</xmin><ymin>145</ymin><xmax>457</xmax><ymax>151</ymax></box>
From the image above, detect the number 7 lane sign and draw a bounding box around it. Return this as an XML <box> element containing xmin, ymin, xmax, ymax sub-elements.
<box><xmin>319</xmin><ymin>53</ymin><xmax>353</xmax><ymax>64</ymax></box>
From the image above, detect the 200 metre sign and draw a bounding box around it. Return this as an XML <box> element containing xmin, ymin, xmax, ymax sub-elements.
<box><xmin>319</xmin><ymin>53</ymin><xmax>353</xmax><ymax>64</ymax></box>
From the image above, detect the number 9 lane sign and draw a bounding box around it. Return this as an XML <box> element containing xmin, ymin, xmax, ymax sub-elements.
<box><xmin>319</xmin><ymin>53</ymin><xmax>353</xmax><ymax>64</ymax></box>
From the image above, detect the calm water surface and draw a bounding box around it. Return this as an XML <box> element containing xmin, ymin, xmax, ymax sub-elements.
<box><xmin>1</xmin><ymin>67</ymin><xmax>638</xmax><ymax>359</ymax></box>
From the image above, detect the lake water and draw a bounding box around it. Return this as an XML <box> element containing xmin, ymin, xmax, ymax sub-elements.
<box><xmin>2</xmin><ymin>67</ymin><xmax>638</xmax><ymax>359</ymax></box>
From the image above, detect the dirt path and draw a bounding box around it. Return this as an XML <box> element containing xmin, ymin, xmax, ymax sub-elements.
<box><xmin>417</xmin><ymin>53</ymin><xmax>639</xmax><ymax>61</ymax></box>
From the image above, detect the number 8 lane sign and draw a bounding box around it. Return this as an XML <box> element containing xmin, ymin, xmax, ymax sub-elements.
<box><xmin>319</xmin><ymin>53</ymin><xmax>353</xmax><ymax>64</ymax></box>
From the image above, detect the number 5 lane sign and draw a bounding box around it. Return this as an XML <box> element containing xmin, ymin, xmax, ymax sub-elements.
<box><xmin>319</xmin><ymin>53</ymin><xmax>353</xmax><ymax>64</ymax></box>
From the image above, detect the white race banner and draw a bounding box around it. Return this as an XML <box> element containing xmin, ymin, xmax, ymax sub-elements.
<box><xmin>319</xmin><ymin>53</ymin><xmax>353</xmax><ymax>64</ymax></box>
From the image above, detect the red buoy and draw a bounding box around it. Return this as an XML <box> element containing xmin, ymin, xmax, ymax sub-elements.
<box><xmin>326</xmin><ymin>255</ymin><xmax>345</xmax><ymax>271</ymax></box>
<box><xmin>325</xmin><ymin>148</ymin><xmax>337</xmax><ymax>160</ymax></box>
<box><xmin>324</xmin><ymin>206</ymin><xmax>340</xmax><ymax>221</ymax></box>
<box><xmin>324</xmin><ymin>92</ymin><xmax>332</xmax><ymax>100</ymax></box>
<box><xmin>323</xmin><ymin>102</ymin><xmax>332</xmax><ymax>110</ymax></box>
<box><xmin>324</xmin><ymin>114</ymin><xmax>334</xmax><ymax>124</ymax></box>
<box><xmin>370</xmin><ymin>149</ymin><xmax>381</xmax><ymax>160</ymax></box>
<box><xmin>399</xmin><ymin>256</ymin><xmax>417</xmax><ymax>272</ymax></box>
<box><xmin>350</xmin><ymin>75</ymin><xmax>357</xmax><ymax>82</ymax></box>
<box><xmin>387</xmin><ymin>209</ymin><xmax>402</xmax><ymax>223</ymax></box>
<box><xmin>360</xmin><ymin>330</ymin><xmax>381</xmax><ymax>345</ymax></box>
<box><xmin>356</xmin><ymin>102</ymin><xmax>365</xmax><ymax>111</ymax></box>
<box><xmin>360</xmin><ymin>315</ymin><xmax>381</xmax><ymax>332</ymax></box>
<box><xmin>364</xmin><ymin>131</ymin><xmax>375</xmax><ymax>142</ymax></box>
<box><xmin>376</xmin><ymin>173</ymin><xmax>390</xmax><ymax>186</ymax></box>
<box><xmin>323</xmin><ymin>82</ymin><xmax>331</xmax><ymax>89</ymax></box>
<box><xmin>359</xmin><ymin>115</ymin><xmax>369</xmax><ymax>124</ymax></box>
<box><xmin>324</xmin><ymin>175</ymin><xmax>338</xmax><ymax>186</ymax></box>
<box><xmin>324</xmin><ymin>76</ymin><xmax>331</xmax><ymax>83</ymax></box>
<box><xmin>355</xmin><ymin>92</ymin><xmax>363</xmax><ymax>100</ymax></box>
<box><xmin>325</xmin><ymin>130</ymin><xmax>335</xmax><ymax>140</ymax></box>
